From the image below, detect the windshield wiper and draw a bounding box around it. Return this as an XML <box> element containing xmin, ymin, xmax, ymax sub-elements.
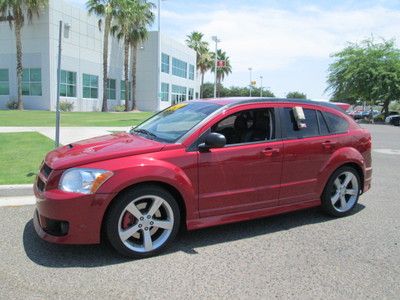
<box><xmin>132</xmin><ymin>128</ymin><xmax>158</xmax><ymax>139</ymax></box>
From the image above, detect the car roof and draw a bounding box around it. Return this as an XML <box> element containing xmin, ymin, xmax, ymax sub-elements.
<box><xmin>193</xmin><ymin>97</ymin><xmax>346</xmax><ymax>112</ymax></box>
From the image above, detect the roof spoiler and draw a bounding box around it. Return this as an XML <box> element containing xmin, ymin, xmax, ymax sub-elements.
<box><xmin>331</xmin><ymin>102</ymin><xmax>351</xmax><ymax>111</ymax></box>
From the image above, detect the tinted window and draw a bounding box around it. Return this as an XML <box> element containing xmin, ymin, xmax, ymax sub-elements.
<box><xmin>317</xmin><ymin>111</ymin><xmax>329</xmax><ymax>135</ymax></box>
<box><xmin>212</xmin><ymin>108</ymin><xmax>275</xmax><ymax>145</ymax></box>
<box><xmin>283</xmin><ymin>108</ymin><xmax>319</xmax><ymax>138</ymax></box>
<box><xmin>323</xmin><ymin>111</ymin><xmax>349</xmax><ymax>133</ymax></box>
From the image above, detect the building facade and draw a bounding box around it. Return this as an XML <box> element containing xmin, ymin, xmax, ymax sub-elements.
<box><xmin>0</xmin><ymin>0</ymin><xmax>198</xmax><ymax>112</ymax></box>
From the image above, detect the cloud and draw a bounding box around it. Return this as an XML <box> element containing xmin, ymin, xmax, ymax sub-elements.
<box><xmin>163</xmin><ymin>5</ymin><xmax>400</xmax><ymax>74</ymax></box>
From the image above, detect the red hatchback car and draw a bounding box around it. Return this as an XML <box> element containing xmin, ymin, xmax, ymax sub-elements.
<box><xmin>34</xmin><ymin>98</ymin><xmax>372</xmax><ymax>258</ymax></box>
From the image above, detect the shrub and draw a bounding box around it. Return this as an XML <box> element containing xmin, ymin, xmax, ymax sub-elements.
<box><xmin>60</xmin><ymin>101</ymin><xmax>74</xmax><ymax>112</ymax></box>
<box><xmin>6</xmin><ymin>99</ymin><xmax>18</xmax><ymax>110</ymax></box>
<box><xmin>113</xmin><ymin>105</ymin><xmax>126</xmax><ymax>112</ymax></box>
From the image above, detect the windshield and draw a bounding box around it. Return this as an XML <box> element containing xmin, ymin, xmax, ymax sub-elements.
<box><xmin>131</xmin><ymin>102</ymin><xmax>222</xmax><ymax>143</ymax></box>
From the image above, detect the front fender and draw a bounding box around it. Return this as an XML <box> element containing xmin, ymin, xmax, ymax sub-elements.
<box><xmin>317</xmin><ymin>147</ymin><xmax>365</xmax><ymax>195</ymax></box>
<box><xmin>86</xmin><ymin>156</ymin><xmax>198</xmax><ymax>221</ymax></box>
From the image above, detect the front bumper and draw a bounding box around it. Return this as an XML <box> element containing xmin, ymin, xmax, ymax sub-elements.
<box><xmin>34</xmin><ymin>189</ymin><xmax>114</xmax><ymax>244</ymax></box>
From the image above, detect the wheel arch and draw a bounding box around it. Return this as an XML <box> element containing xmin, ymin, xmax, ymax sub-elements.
<box><xmin>100</xmin><ymin>180</ymin><xmax>188</xmax><ymax>243</ymax></box>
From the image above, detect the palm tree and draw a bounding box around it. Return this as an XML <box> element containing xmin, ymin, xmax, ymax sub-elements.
<box><xmin>126</xmin><ymin>0</ymin><xmax>154</xmax><ymax>111</ymax></box>
<box><xmin>0</xmin><ymin>0</ymin><xmax>48</xmax><ymax>110</ymax></box>
<box><xmin>211</xmin><ymin>49</ymin><xmax>232</xmax><ymax>97</ymax></box>
<box><xmin>185</xmin><ymin>31</ymin><xmax>210</xmax><ymax>98</ymax></box>
<box><xmin>197</xmin><ymin>51</ymin><xmax>213</xmax><ymax>98</ymax></box>
<box><xmin>87</xmin><ymin>0</ymin><xmax>121</xmax><ymax>112</ymax></box>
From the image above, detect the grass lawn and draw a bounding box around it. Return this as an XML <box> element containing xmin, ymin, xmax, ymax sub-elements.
<box><xmin>0</xmin><ymin>132</ymin><xmax>54</xmax><ymax>184</ymax></box>
<box><xmin>0</xmin><ymin>110</ymin><xmax>153</xmax><ymax>127</ymax></box>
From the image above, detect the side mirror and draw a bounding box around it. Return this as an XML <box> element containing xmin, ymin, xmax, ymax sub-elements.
<box><xmin>198</xmin><ymin>132</ymin><xmax>226</xmax><ymax>152</ymax></box>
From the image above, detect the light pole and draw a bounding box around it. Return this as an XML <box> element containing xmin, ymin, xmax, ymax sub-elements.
<box><xmin>260</xmin><ymin>76</ymin><xmax>263</xmax><ymax>97</ymax></box>
<box><xmin>212</xmin><ymin>36</ymin><xmax>220</xmax><ymax>98</ymax></box>
<box><xmin>248</xmin><ymin>67</ymin><xmax>252</xmax><ymax>97</ymax></box>
<box><xmin>55</xmin><ymin>20</ymin><xmax>63</xmax><ymax>148</ymax></box>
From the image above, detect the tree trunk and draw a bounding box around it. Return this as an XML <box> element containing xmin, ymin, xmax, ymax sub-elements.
<box><xmin>130</xmin><ymin>44</ymin><xmax>138</xmax><ymax>111</ymax></box>
<box><xmin>200</xmin><ymin>72</ymin><xmax>205</xmax><ymax>98</ymax></box>
<box><xmin>15</xmin><ymin>15</ymin><xmax>23</xmax><ymax>110</ymax></box>
<box><xmin>124</xmin><ymin>37</ymin><xmax>129</xmax><ymax>111</ymax></box>
<box><xmin>101</xmin><ymin>14</ymin><xmax>111</xmax><ymax>112</ymax></box>
<box><xmin>217</xmin><ymin>76</ymin><xmax>221</xmax><ymax>98</ymax></box>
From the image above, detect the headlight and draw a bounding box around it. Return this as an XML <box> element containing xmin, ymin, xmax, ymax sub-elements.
<box><xmin>59</xmin><ymin>168</ymin><xmax>113</xmax><ymax>194</ymax></box>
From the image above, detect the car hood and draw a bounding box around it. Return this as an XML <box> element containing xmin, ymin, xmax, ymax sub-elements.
<box><xmin>45</xmin><ymin>132</ymin><xmax>165</xmax><ymax>170</ymax></box>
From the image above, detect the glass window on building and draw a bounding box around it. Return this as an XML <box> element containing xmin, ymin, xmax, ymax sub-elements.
<box><xmin>0</xmin><ymin>69</ymin><xmax>9</xmax><ymax>95</ymax></box>
<box><xmin>172</xmin><ymin>58</ymin><xmax>187</xmax><ymax>78</ymax></box>
<box><xmin>107</xmin><ymin>79</ymin><xmax>116</xmax><ymax>100</ymax></box>
<box><xmin>22</xmin><ymin>68</ymin><xmax>42</xmax><ymax>96</ymax></box>
<box><xmin>60</xmin><ymin>70</ymin><xmax>76</xmax><ymax>97</ymax></box>
<box><xmin>161</xmin><ymin>82</ymin><xmax>169</xmax><ymax>102</ymax></box>
<box><xmin>189</xmin><ymin>64</ymin><xmax>195</xmax><ymax>80</ymax></box>
<box><xmin>171</xmin><ymin>84</ymin><xmax>187</xmax><ymax>104</ymax></box>
<box><xmin>188</xmin><ymin>88</ymin><xmax>194</xmax><ymax>100</ymax></box>
<box><xmin>161</xmin><ymin>53</ymin><xmax>170</xmax><ymax>73</ymax></box>
<box><xmin>120</xmin><ymin>80</ymin><xmax>131</xmax><ymax>100</ymax></box>
<box><xmin>82</xmin><ymin>73</ymin><xmax>98</xmax><ymax>99</ymax></box>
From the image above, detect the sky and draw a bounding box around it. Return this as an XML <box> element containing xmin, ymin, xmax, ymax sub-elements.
<box><xmin>72</xmin><ymin>0</ymin><xmax>400</xmax><ymax>99</ymax></box>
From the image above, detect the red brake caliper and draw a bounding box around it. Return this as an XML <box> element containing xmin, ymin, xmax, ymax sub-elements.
<box><xmin>121</xmin><ymin>212</ymin><xmax>135</xmax><ymax>229</ymax></box>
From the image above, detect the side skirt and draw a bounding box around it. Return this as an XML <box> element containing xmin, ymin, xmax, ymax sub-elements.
<box><xmin>186</xmin><ymin>199</ymin><xmax>321</xmax><ymax>230</ymax></box>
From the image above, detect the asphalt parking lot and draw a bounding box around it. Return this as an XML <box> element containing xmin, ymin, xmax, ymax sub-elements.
<box><xmin>0</xmin><ymin>124</ymin><xmax>399</xmax><ymax>299</ymax></box>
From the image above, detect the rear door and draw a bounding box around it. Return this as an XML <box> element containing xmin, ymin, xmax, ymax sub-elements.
<box><xmin>279</xmin><ymin>106</ymin><xmax>335</xmax><ymax>205</ymax></box>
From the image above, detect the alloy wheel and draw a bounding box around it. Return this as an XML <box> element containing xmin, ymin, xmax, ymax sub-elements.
<box><xmin>330</xmin><ymin>171</ymin><xmax>359</xmax><ymax>213</ymax></box>
<box><xmin>117</xmin><ymin>195</ymin><xmax>174</xmax><ymax>253</ymax></box>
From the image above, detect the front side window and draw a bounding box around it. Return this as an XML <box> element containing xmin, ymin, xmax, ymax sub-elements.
<box><xmin>189</xmin><ymin>64</ymin><xmax>195</xmax><ymax>80</ymax></box>
<box><xmin>0</xmin><ymin>69</ymin><xmax>9</xmax><ymax>95</ymax></box>
<box><xmin>161</xmin><ymin>82</ymin><xmax>169</xmax><ymax>101</ymax></box>
<box><xmin>22</xmin><ymin>68</ymin><xmax>42</xmax><ymax>96</ymax></box>
<box><xmin>120</xmin><ymin>80</ymin><xmax>131</xmax><ymax>100</ymax></box>
<box><xmin>283</xmin><ymin>108</ymin><xmax>319</xmax><ymax>139</ymax></box>
<box><xmin>133</xmin><ymin>102</ymin><xmax>221</xmax><ymax>143</ymax></box>
<box><xmin>172</xmin><ymin>58</ymin><xmax>187</xmax><ymax>78</ymax></box>
<box><xmin>60</xmin><ymin>70</ymin><xmax>76</xmax><ymax>97</ymax></box>
<box><xmin>82</xmin><ymin>73</ymin><xmax>98</xmax><ymax>99</ymax></box>
<box><xmin>211</xmin><ymin>108</ymin><xmax>276</xmax><ymax>145</ymax></box>
<box><xmin>171</xmin><ymin>84</ymin><xmax>186</xmax><ymax>104</ymax></box>
<box><xmin>323</xmin><ymin>111</ymin><xmax>349</xmax><ymax>134</ymax></box>
<box><xmin>161</xmin><ymin>53</ymin><xmax>170</xmax><ymax>73</ymax></box>
<box><xmin>107</xmin><ymin>79</ymin><xmax>116</xmax><ymax>100</ymax></box>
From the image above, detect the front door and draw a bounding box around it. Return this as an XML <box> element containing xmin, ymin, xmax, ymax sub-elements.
<box><xmin>197</xmin><ymin>107</ymin><xmax>283</xmax><ymax>218</ymax></box>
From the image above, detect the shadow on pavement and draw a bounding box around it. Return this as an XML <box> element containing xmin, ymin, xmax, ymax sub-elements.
<box><xmin>23</xmin><ymin>204</ymin><xmax>365</xmax><ymax>268</ymax></box>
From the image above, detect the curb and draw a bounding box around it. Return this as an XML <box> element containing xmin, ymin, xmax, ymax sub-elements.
<box><xmin>0</xmin><ymin>184</ymin><xmax>33</xmax><ymax>197</ymax></box>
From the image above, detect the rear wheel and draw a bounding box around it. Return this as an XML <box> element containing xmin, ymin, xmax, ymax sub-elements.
<box><xmin>321</xmin><ymin>166</ymin><xmax>361</xmax><ymax>217</ymax></box>
<box><xmin>105</xmin><ymin>185</ymin><xmax>180</xmax><ymax>258</ymax></box>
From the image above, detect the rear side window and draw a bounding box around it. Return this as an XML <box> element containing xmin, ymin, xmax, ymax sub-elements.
<box><xmin>323</xmin><ymin>111</ymin><xmax>349</xmax><ymax>134</ymax></box>
<box><xmin>283</xmin><ymin>108</ymin><xmax>319</xmax><ymax>138</ymax></box>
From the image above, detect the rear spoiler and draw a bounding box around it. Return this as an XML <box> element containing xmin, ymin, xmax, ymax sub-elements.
<box><xmin>331</xmin><ymin>102</ymin><xmax>351</xmax><ymax>111</ymax></box>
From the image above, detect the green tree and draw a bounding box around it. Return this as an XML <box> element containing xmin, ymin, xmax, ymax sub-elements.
<box><xmin>111</xmin><ymin>0</ymin><xmax>154</xmax><ymax>111</ymax></box>
<box><xmin>87</xmin><ymin>0</ymin><xmax>122</xmax><ymax>112</ymax></box>
<box><xmin>326</xmin><ymin>38</ymin><xmax>400</xmax><ymax>116</ymax></box>
<box><xmin>286</xmin><ymin>91</ymin><xmax>307</xmax><ymax>99</ymax></box>
<box><xmin>201</xmin><ymin>82</ymin><xmax>274</xmax><ymax>98</ymax></box>
<box><xmin>0</xmin><ymin>0</ymin><xmax>48</xmax><ymax>110</ymax></box>
<box><xmin>211</xmin><ymin>49</ymin><xmax>232</xmax><ymax>97</ymax></box>
<box><xmin>185</xmin><ymin>31</ymin><xmax>212</xmax><ymax>98</ymax></box>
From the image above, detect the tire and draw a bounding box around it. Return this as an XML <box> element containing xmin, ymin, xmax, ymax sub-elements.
<box><xmin>321</xmin><ymin>166</ymin><xmax>361</xmax><ymax>217</ymax></box>
<box><xmin>105</xmin><ymin>185</ymin><xmax>181</xmax><ymax>258</ymax></box>
<box><xmin>393</xmin><ymin>118</ymin><xmax>400</xmax><ymax>126</ymax></box>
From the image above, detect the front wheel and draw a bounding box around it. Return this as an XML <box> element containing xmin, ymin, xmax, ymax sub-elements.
<box><xmin>105</xmin><ymin>185</ymin><xmax>180</xmax><ymax>258</ymax></box>
<box><xmin>321</xmin><ymin>166</ymin><xmax>361</xmax><ymax>217</ymax></box>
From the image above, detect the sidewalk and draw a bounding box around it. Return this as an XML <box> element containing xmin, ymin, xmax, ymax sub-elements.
<box><xmin>0</xmin><ymin>126</ymin><xmax>129</xmax><ymax>145</ymax></box>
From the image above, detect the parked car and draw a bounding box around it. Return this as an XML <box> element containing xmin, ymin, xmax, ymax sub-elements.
<box><xmin>34</xmin><ymin>98</ymin><xmax>372</xmax><ymax>258</ymax></box>
<box><xmin>385</xmin><ymin>114</ymin><xmax>400</xmax><ymax>126</ymax></box>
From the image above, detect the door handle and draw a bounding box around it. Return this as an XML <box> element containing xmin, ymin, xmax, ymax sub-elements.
<box><xmin>322</xmin><ymin>141</ymin><xmax>337</xmax><ymax>150</ymax></box>
<box><xmin>261</xmin><ymin>147</ymin><xmax>280</xmax><ymax>157</ymax></box>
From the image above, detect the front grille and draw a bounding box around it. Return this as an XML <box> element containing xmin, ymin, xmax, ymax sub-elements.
<box><xmin>42</xmin><ymin>163</ymin><xmax>52</xmax><ymax>178</ymax></box>
<box><xmin>36</xmin><ymin>177</ymin><xmax>45</xmax><ymax>192</ymax></box>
